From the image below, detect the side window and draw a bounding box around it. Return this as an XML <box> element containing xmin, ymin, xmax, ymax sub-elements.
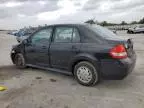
<box><xmin>139</xmin><ymin>25</ymin><xmax>144</xmax><ymax>28</ymax></box>
<box><xmin>54</xmin><ymin>27</ymin><xmax>73</xmax><ymax>43</ymax></box>
<box><xmin>72</xmin><ymin>28</ymin><xmax>80</xmax><ymax>42</ymax></box>
<box><xmin>31</xmin><ymin>28</ymin><xmax>52</xmax><ymax>44</ymax></box>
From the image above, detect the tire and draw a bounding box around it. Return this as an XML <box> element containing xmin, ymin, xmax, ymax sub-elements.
<box><xmin>74</xmin><ymin>61</ymin><xmax>100</xmax><ymax>86</ymax></box>
<box><xmin>127</xmin><ymin>30</ymin><xmax>130</xmax><ymax>34</ymax></box>
<box><xmin>14</xmin><ymin>53</ymin><xmax>26</xmax><ymax>69</ymax></box>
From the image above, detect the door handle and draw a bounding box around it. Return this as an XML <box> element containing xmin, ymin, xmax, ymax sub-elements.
<box><xmin>42</xmin><ymin>46</ymin><xmax>47</xmax><ymax>49</ymax></box>
<box><xmin>72</xmin><ymin>45</ymin><xmax>79</xmax><ymax>53</ymax></box>
<box><xmin>72</xmin><ymin>45</ymin><xmax>77</xmax><ymax>49</ymax></box>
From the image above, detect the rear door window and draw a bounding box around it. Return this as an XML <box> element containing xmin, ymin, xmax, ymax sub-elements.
<box><xmin>72</xmin><ymin>28</ymin><xmax>80</xmax><ymax>43</ymax></box>
<box><xmin>86</xmin><ymin>25</ymin><xmax>122</xmax><ymax>40</ymax></box>
<box><xmin>54</xmin><ymin>27</ymin><xmax>73</xmax><ymax>43</ymax></box>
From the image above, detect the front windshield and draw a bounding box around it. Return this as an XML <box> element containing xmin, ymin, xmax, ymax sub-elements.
<box><xmin>86</xmin><ymin>25</ymin><xmax>121</xmax><ymax>40</ymax></box>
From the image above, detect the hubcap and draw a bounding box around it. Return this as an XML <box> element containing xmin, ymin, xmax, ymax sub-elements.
<box><xmin>77</xmin><ymin>66</ymin><xmax>92</xmax><ymax>83</ymax></box>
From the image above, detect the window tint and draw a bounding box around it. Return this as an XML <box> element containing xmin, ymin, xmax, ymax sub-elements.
<box><xmin>72</xmin><ymin>28</ymin><xmax>80</xmax><ymax>42</ymax></box>
<box><xmin>31</xmin><ymin>28</ymin><xmax>52</xmax><ymax>44</ymax></box>
<box><xmin>54</xmin><ymin>27</ymin><xmax>73</xmax><ymax>43</ymax></box>
<box><xmin>86</xmin><ymin>25</ymin><xmax>122</xmax><ymax>40</ymax></box>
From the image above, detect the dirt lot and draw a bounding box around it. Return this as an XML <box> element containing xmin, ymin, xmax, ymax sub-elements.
<box><xmin>0</xmin><ymin>31</ymin><xmax>144</xmax><ymax>108</ymax></box>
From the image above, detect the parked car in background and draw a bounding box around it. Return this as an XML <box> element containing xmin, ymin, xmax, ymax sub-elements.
<box><xmin>16</xmin><ymin>34</ymin><xmax>29</xmax><ymax>43</ymax></box>
<box><xmin>16</xmin><ymin>31</ymin><xmax>29</xmax><ymax>43</ymax></box>
<box><xmin>127</xmin><ymin>25</ymin><xmax>144</xmax><ymax>34</ymax></box>
<box><xmin>7</xmin><ymin>30</ymin><xmax>18</xmax><ymax>36</ymax></box>
<box><xmin>16</xmin><ymin>29</ymin><xmax>35</xmax><ymax>43</ymax></box>
<box><xmin>11</xmin><ymin>24</ymin><xmax>136</xmax><ymax>86</ymax></box>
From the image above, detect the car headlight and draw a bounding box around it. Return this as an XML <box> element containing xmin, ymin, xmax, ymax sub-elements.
<box><xmin>11</xmin><ymin>49</ymin><xmax>15</xmax><ymax>53</ymax></box>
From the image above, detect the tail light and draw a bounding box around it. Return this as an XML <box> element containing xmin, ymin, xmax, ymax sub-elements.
<box><xmin>110</xmin><ymin>44</ymin><xmax>127</xmax><ymax>59</ymax></box>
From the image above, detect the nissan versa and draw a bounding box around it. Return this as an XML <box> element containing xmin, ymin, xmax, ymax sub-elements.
<box><xmin>11</xmin><ymin>24</ymin><xmax>136</xmax><ymax>86</ymax></box>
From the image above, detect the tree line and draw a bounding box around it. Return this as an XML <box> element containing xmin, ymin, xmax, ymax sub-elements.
<box><xmin>85</xmin><ymin>17</ymin><xmax>144</xmax><ymax>26</ymax></box>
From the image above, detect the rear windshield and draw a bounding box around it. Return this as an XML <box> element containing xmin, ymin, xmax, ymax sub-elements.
<box><xmin>85</xmin><ymin>25</ymin><xmax>121</xmax><ymax>40</ymax></box>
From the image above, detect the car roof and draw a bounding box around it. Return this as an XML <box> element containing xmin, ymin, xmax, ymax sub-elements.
<box><xmin>35</xmin><ymin>23</ymin><xmax>88</xmax><ymax>31</ymax></box>
<box><xmin>44</xmin><ymin>23</ymin><xmax>87</xmax><ymax>27</ymax></box>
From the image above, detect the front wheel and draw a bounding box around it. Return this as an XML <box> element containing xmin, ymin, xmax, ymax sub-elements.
<box><xmin>127</xmin><ymin>30</ymin><xmax>130</xmax><ymax>34</ymax></box>
<box><xmin>74</xmin><ymin>61</ymin><xmax>100</xmax><ymax>86</ymax></box>
<box><xmin>14</xmin><ymin>53</ymin><xmax>26</xmax><ymax>69</ymax></box>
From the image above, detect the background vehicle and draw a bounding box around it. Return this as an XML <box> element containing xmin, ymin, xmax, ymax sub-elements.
<box><xmin>7</xmin><ymin>30</ymin><xmax>18</xmax><ymax>35</ymax></box>
<box><xmin>16</xmin><ymin>33</ymin><xmax>30</xmax><ymax>43</ymax></box>
<box><xmin>16</xmin><ymin>29</ymin><xmax>34</xmax><ymax>43</ymax></box>
<box><xmin>127</xmin><ymin>25</ymin><xmax>144</xmax><ymax>34</ymax></box>
<box><xmin>11</xmin><ymin>24</ymin><xmax>136</xmax><ymax>86</ymax></box>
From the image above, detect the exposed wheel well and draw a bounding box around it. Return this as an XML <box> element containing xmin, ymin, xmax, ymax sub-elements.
<box><xmin>71</xmin><ymin>59</ymin><xmax>96</xmax><ymax>75</ymax></box>
<box><xmin>11</xmin><ymin>52</ymin><xmax>21</xmax><ymax>64</ymax></box>
<box><xmin>11</xmin><ymin>53</ymin><xmax>17</xmax><ymax>64</ymax></box>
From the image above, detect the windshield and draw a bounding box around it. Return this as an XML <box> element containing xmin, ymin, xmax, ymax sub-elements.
<box><xmin>86</xmin><ymin>25</ymin><xmax>122</xmax><ymax>40</ymax></box>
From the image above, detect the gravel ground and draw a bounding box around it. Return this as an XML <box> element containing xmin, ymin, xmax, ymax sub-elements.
<box><xmin>0</xmin><ymin>31</ymin><xmax>144</xmax><ymax>108</ymax></box>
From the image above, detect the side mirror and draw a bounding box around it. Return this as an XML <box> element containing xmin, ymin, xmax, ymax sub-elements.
<box><xmin>23</xmin><ymin>38</ymin><xmax>31</xmax><ymax>44</ymax></box>
<box><xmin>23</xmin><ymin>39</ymin><xmax>28</xmax><ymax>44</ymax></box>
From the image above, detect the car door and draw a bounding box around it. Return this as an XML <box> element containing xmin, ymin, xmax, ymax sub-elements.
<box><xmin>139</xmin><ymin>26</ymin><xmax>144</xmax><ymax>32</ymax></box>
<box><xmin>50</xmin><ymin>26</ymin><xmax>81</xmax><ymax>71</ymax></box>
<box><xmin>25</xmin><ymin>27</ymin><xmax>53</xmax><ymax>67</ymax></box>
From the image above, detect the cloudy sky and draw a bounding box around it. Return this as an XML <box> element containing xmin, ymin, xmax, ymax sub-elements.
<box><xmin>0</xmin><ymin>0</ymin><xmax>143</xmax><ymax>29</ymax></box>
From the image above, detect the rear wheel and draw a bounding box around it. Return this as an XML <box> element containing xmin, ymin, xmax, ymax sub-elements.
<box><xmin>74</xmin><ymin>61</ymin><xmax>100</xmax><ymax>86</ymax></box>
<box><xmin>14</xmin><ymin>53</ymin><xmax>26</xmax><ymax>69</ymax></box>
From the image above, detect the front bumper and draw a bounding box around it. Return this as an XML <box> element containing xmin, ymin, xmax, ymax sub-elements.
<box><xmin>101</xmin><ymin>52</ymin><xmax>136</xmax><ymax>80</ymax></box>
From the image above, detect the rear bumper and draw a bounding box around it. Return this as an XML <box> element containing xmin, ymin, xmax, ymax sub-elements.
<box><xmin>101</xmin><ymin>52</ymin><xmax>136</xmax><ymax>80</ymax></box>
